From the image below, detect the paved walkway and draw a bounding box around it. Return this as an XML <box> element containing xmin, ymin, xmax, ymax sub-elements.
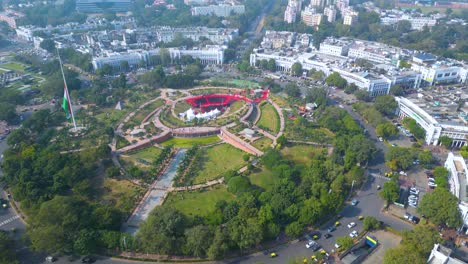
<box><xmin>169</xmin><ymin>177</ymin><xmax>224</xmax><ymax>192</ymax></box>
<box><xmin>220</xmin><ymin>127</ymin><xmax>263</xmax><ymax>156</ymax></box>
<box><xmin>125</xmin><ymin>149</ymin><xmax>187</xmax><ymax>232</ymax></box>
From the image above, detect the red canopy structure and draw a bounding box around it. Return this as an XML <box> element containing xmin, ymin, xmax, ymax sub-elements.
<box><xmin>185</xmin><ymin>90</ymin><xmax>269</xmax><ymax>111</ymax></box>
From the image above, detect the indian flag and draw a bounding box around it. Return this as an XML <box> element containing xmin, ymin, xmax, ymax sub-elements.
<box><xmin>62</xmin><ymin>85</ymin><xmax>72</xmax><ymax>119</ymax></box>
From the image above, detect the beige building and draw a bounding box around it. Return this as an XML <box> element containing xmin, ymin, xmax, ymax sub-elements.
<box><xmin>301</xmin><ymin>6</ymin><xmax>322</xmax><ymax>26</ymax></box>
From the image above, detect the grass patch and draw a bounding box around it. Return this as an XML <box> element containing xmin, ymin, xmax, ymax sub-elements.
<box><xmin>160</xmin><ymin>108</ymin><xmax>188</xmax><ymax>128</ymax></box>
<box><xmin>284</xmin><ymin>120</ymin><xmax>335</xmax><ymax>143</ymax></box>
<box><xmin>270</xmin><ymin>94</ymin><xmax>289</xmax><ymax>108</ymax></box>
<box><xmin>252</xmin><ymin>137</ymin><xmax>273</xmax><ymax>151</ymax></box>
<box><xmin>132</xmin><ymin>99</ymin><xmax>164</xmax><ymax>124</ymax></box>
<box><xmin>95</xmin><ymin>108</ymin><xmax>129</xmax><ymax>127</ymax></box>
<box><xmin>164</xmin><ymin>186</ymin><xmax>235</xmax><ymax>218</ymax></box>
<box><xmin>280</xmin><ymin>144</ymin><xmax>327</xmax><ymax>167</ymax></box>
<box><xmin>193</xmin><ymin>144</ymin><xmax>246</xmax><ymax>184</ymax></box>
<box><xmin>0</xmin><ymin>62</ymin><xmax>26</xmax><ymax>72</ymax></box>
<box><xmin>415</xmin><ymin>6</ymin><xmax>463</xmax><ymax>15</ymax></box>
<box><xmin>202</xmin><ymin>78</ymin><xmax>260</xmax><ymax>89</ymax></box>
<box><xmin>257</xmin><ymin>102</ymin><xmax>280</xmax><ymax>134</ymax></box>
<box><xmin>160</xmin><ymin>136</ymin><xmax>221</xmax><ymax>148</ymax></box>
<box><xmin>101</xmin><ymin>178</ymin><xmax>145</xmax><ymax>215</ymax></box>
<box><xmin>227</xmin><ymin>100</ymin><xmax>245</xmax><ymax>114</ymax></box>
<box><xmin>249</xmin><ymin>167</ymin><xmax>280</xmax><ymax>191</ymax></box>
<box><xmin>174</xmin><ymin>101</ymin><xmax>192</xmax><ymax>115</ymax></box>
<box><xmin>126</xmin><ymin>147</ymin><xmax>162</xmax><ymax>163</ymax></box>
<box><xmin>116</xmin><ymin>135</ymin><xmax>131</xmax><ymax>149</ymax></box>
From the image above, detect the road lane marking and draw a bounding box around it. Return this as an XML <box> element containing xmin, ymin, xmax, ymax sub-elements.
<box><xmin>0</xmin><ymin>215</ymin><xmax>20</xmax><ymax>227</ymax></box>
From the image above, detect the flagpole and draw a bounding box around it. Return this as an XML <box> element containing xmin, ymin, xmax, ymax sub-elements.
<box><xmin>57</xmin><ymin>48</ymin><xmax>77</xmax><ymax>131</ymax></box>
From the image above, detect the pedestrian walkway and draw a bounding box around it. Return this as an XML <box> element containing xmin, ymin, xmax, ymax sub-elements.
<box><xmin>0</xmin><ymin>215</ymin><xmax>19</xmax><ymax>227</ymax></box>
<box><xmin>126</xmin><ymin>149</ymin><xmax>187</xmax><ymax>231</ymax></box>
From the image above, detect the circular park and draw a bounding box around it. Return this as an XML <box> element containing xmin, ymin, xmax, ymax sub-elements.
<box><xmin>111</xmin><ymin>86</ymin><xmax>286</xmax><ymax>231</ymax></box>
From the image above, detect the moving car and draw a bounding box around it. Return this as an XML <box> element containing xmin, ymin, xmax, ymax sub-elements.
<box><xmin>347</xmin><ymin>222</ymin><xmax>356</xmax><ymax>228</ymax></box>
<box><xmin>327</xmin><ymin>226</ymin><xmax>336</xmax><ymax>232</ymax></box>
<box><xmin>81</xmin><ymin>256</ymin><xmax>95</xmax><ymax>263</ymax></box>
<box><xmin>324</xmin><ymin>234</ymin><xmax>332</xmax><ymax>239</ymax></box>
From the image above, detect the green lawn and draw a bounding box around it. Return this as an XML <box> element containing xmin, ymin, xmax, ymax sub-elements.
<box><xmin>95</xmin><ymin>109</ymin><xmax>129</xmax><ymax>127</ymax></box>
<box><xmin>280</xmin><ymin>144</ymin><xmax>327</xmax><ymax>167</ymax></box>
<box><xmin>0</xmin><ymin>63</ymin><xmax>26</xmax><ymax>72</ymax></box>
<box><xmin>252</xmin><ymin>137</ymin><xmax>273</xmax><ymax>151</ymax></box>
<box><xmin>102</xmin><ymin>179</ymin><xmax>145</xmax><ymax>215</ymax></box>
<box><xmin>193</xmin><ymin>144</ymin><xmax>246</xmax><ymax>184</ymax></box>
<box><xmin>163</xmin><ymin>186</ymin><xmax>235</xmax><ymax>217</ymax></box>
<box><xmin>132</xmin><ymin>99</ymin><xmax>164</xmax><ymax>124</ymax></box>
<box><xmin>416</xmin><ymin>6</ymin><xmax>464</xmax><ymax>15</ymax></box>
<box><xmin>116</xmin><ymin>135</ymin><xmax>131</xmax><ymax>149</ymax></box>
<box><xmin>174</xmin><ymin>101</ymin><xmax>192</xmax><ymax>115</ymax></box>
<box><xmin>228</xmin><ymin>100</ymin><xmax>245</xmax><ymax>114</ymax></box>
<box><xmin>249</xmin><ymin>167</ymin><xmax>280</xmax><ymax>191</ymax></box>
<box><xmin>257</xmin><ymin>102</ymin><xmax>280</xmax><ymax>134</ymax></box>
<box><xmin>126</xmin><ymin>147</ymin><xmax>162</xmax><ymax>162</ymax></box>
<box><xmin>160</xmin><ymin>136</ymin><xmax>221</xmax><ymax>148</ymax></box>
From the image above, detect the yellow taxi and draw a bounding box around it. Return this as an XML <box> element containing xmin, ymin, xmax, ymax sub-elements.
<box><xmin>270</xmin><ymin>252</ymin><xmax>277</xmax><ymax>258</ymax></box>
<box><xmin>358</xmin><ymin>215</ymin><xmax>364</xmax><ymax>220</ymax></box>
<box><xmin>335</xmin><ymin>221</ymin><xmax>340</xmax><ymax>226</ymax></box>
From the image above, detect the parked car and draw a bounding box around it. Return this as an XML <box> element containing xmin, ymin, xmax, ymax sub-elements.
<box><xmin>411</xmin><ymin>216</ymin><xmax>420</xmax><ymax>224</ymax></box>
<box><xmin>81</xmin><ymin>256</ymin><xmax>95</xmax><ymax>263</ymax></box>
<box><xmin>335</xmin><ymin>243</ymin><xmax>341</xmax><ymax>249</ymax></box>
<box><xmin>347</xmin><ymin>222</ymin><xmax>356</xmax><ymax>228</ymax></box>
<box><xmin>404</xmin><ymin>213</ymin><xmax>412</xmax><ymax>219</ymax></box>
<box><xmin>351</xmin><ymin>199</ymin><xmax>359</xmax><ymax>206</ymax></box>
<box><xmin>327</xmin><ymin>226</ymin><xmax>336</xmax><ymax>232</ymax></box>
<box><xmin>410</xmin><ymin>188</ymin><xmax>420</xmax><ymax>195</ymax></box>
<box><xmin>349</xmin><ymin>230</ymin><xmax>358</xmax><ymax>238</ymax></box>
<box><xmin>324</xmin><ymin>234</ymin><xmax>332</xmax><ymax>239</ymax></box>
<box><xmin>45</xmin><ymin>256</ymin><xmax>57</xmax><ymax>263</ymax></box>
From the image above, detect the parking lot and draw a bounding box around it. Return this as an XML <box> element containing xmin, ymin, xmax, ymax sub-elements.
<box><xmin>362</xmin><ymin>230</ymin><xmax>402</xmax><ymax>264</ymax></box>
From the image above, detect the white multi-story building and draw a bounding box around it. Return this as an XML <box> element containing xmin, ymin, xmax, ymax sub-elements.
<box><xmin>301</xmin><ymin>6</ymin><xmax>322</xmax><ymax>26</ymax></box>
<box><xmin>154</xmin><ymin>27</ymin><xmax>238</xmax><ymax>44</ymax></box>
<box><xmin>411</xmin><ymin>54</ymin><xmax>468</xmax><ymax>87</ymax></box>
<box><xmin>335</xmin><ymin>0</ymin><xmax>349</xmax><ymax>12</ymax></box>
<box><xmin>92</xmin><ymin>46</ymin><xmax>225</xmax><ymax>70</ymax></box>
<box><xmin>319</xmin><ymin>37</ymin><xmax>352</xmax><ymax>56</ymax></box>
<box><xmin>395</xmin><ymin>96</ymin><xmax>468</xmax><ymax>147</ymax></box>
<box><xmin>348</xmin><ymin>40</ymin><xmax>401</xmax><ymax>65</ymax></box>
<box><xmin>284</xmin><ymin>0</ymin><xmax>302</xmax><ymax>24</ymax></box>
<box><xmin>381</xmin><ymin>15</ymin><xmax>437</xmax><ymax>31</ymax></box>
<box><xmin>324</xmin><ymin>6</ymin><xmax>337</xmax><ymax>23</ymax></box>
<box><xmin>310</xmin><ymin>0</ymin><xmax>323</xmax><ymax>7</ymax></box>
<box><xmin>284</xmin><ymin>5</ymin><xmax>298</xmax><ymax>23</ymax></box>
<box><xmin>191</xmin><ymin>4</ymin><xmax>245</xmax><ymax>17</ymax></box>
<box><xmin>343</xmin><ymin>11</ymin><xmax>358</xmax><ymax>26</ymax></box>
<box><xmin>428</xmin><ymin>244</ymin><xmax>466</xmax><ymax>263</ymax></box>
<box><xmin>445</xmin><ymin>153</ymin><xmax>468</xmax><ymax>233</ymax></box>
<box><xmin>184</xmin><ymin>0</ymin><xmax>210</xmax><ymax>5</ymax></box>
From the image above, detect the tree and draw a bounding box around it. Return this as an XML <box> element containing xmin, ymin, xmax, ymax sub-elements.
<box><xmin>326</xmin><ymin>72</ymin><xmax>347</xmax><ymax>89</ymax></box>
<box><xmin>308</xmin><ymin>69</ymin><xmax>325</xmax><ymax>81</ymax></box>
<box><xmin>336</xmin><ymin>236</ymin><xmax>354</xmax><ymax>250</ymax></box>
<box><xmin>374</xmin><ymin>95</ymin><xmax>397</xmax><ymax>116</ymax></box>
<box><xmin>227</xmin><ymin>176</ymin><xmax>251</xmax><ymax>195</ymax></box>
<box><xmin>418</xmin><ymin>188</ymin><xmax>462</xmax><ymax>228</ymax></box>
<box><xmin>285</xmin><ymin>221</ymin><xmax>303</xmax><ymax>238</ymax></box>
<box><xmin>362</xmin><ymin>216</ymin><xmax>381</xmax><ymax>231</ymax></box>
<box><xmin>284</xmin><ymin>83</ymin><xmax>301</xmax><ymax>97</ymax></box>
<box><xmin>399</xmin><ymin>60</ymin><xmax>411</xmax><ymax>69</ymax></box>
<box><xmin>354</xmin><ymin>90</ymin><xmax>370</xmax><ymax>102</ymax></box>
<box><xmin>402</xmin><ymin>226</ymin><xmax>442</xmax><ymax>256</ymax></box>
<box><xmin>384</xmin><ymin>247</ymin><xmax>426</xmax><ymax>264</ymax></box>
<box><xmin>418</xmin><ymin>151</ymin><xmax>433</xmax><ymax>166</ymax></box>
<box><xmin>376</xmin><ymin>122</ymin><xmax>398</xmax><ymax>139</ymax></box>
<box><xmin>438</xmin><ymin>136</ymin><xmax>453</xmax><ymax>148</ymax></box>
<box><xmin>207</xmin><ymin>228</ymin><xmax>229</xmax><ymax>260</ymax></box>
<box><xmin>40</xmin><ymin>39</ymin><xmax>56</xmax><ymax>53</ymax></box>
<box><xmin>0</xmin><ymin>102</ymin><xmax>17</xmax><ymax>124</ymax></box>
<box><xmin>385</xmin><ymin>147</ymin><xmax>415</xmax><ymax>170</ymax></box>
<box><xmin>137</xmin><ymin>207</ymin><xmax>187</xmax><ymax>254</ymax></box>
<box><xmin>402</xmin><ymin>118</ymin><xmax>425</xmax><ymax>139</ymax></box>
<box><xmin>0</xmin><ymin>231</ymin><xmax>19</xmax><ymax>264</ymax></box>
<box><xmin>267</xmin><ymin>59</ymin><xmax>276</xmax><ymax>72</ymax></box>
<box><xmin>390</xmin><ymin>85</ymin><xmax>404</xmax><ymax>96</ymax></box>
<box><xmin>291</xmin><ymin>62</ymin><xmax>303</xmax><ymax>76</ymax></box>
<box><xmin>184</xmin><ymin>225</ymin><xmax>214</xmax><ymax>257</ymax></box>
<box><xmin>344</xmin><ymin>83</ymin><xmax>358</xmax><ymax>94</ymax></box>
<box><xmin>379</xmin><ymin>179</ymin><xmax>399</xmax><ymax>204</ymax></box>
<box><xmin>433</xmin><ymin>166</ymin><xmax>449</xmax><ymax>178</ymax></box>
<box><xmin>119</xmin><ymin>60</ymin><xmax>129</xmax><ymax>72</ymax></box>
<box><xmin>160</xmin><ymin>48</ymin><xmax>171</xmax><ymax>66</ymax></box>
<box><xmin>28</xmin><ymin>196</ymin><xmax>94</xmax><ymax>254</ymax></box>
<box><xmin>305</xmin><ymin>87</ymin><xmax>327</xmax><ymax>106</ymax></box>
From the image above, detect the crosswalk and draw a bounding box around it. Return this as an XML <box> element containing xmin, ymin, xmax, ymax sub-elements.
<box><xmin>0</xmin><ymin>215</ymin><xmax>20</xmax><ymax>227</ymax></box>
<box><xmin>370</xmin><ymin>173</ymin><xmax>391</xmax><ymax>181</ymax></box>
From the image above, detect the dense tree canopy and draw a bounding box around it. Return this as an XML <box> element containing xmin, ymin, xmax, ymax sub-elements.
<box><xmin>418</xmin><ymin>188</ymin><xmax>462</xmax><ymax>228</ymax></box>
<box><xmin>374</xmin><ymin>95</ymin><xmax>397</xmax><ymax>117</ymax></box>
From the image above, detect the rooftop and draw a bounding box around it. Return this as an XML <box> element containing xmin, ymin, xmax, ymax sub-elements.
<box><xmin>403</xmin><ymin>86</ymin><xmax>468</xmax><ymax>127</ymax></box>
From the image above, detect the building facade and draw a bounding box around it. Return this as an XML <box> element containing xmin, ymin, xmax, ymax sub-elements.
<box><xmin>191</xmin><ymin>4</ymin><xmax>245</xmax><ymax>17</ymax></box>
<box><xmin>76</xmin><ymin>0</ymin><xmax>132</xmax><ymax>13</ymax></box>
<box><xmin>395</xmin><ymin>97</ymin><xmax>468</xmax><ymax>147</ymax></box>
<box><xmin>445</xmin><ymin>153</ymin><xmax>468</xmax><ymax>234</ymax></box>
<box><xmin>324</xmin><ymin>6</ymin><xmax>337</xmax><ymax>23</ymax></box>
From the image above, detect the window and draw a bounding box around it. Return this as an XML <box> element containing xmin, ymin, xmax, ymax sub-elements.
<box><xmin>444</xmin><ymin>73</ymin><xmax>450</xmax><ymax>77</ymax></box>
<box><xmin>437</xmin><ymin>74</ymin><xmax>443</xmax><ymax>78</ymax></box>
<box><xmin>451</xmin><ymin>72</ymin><xmax>457</xmax><ymax>76</ymax></box>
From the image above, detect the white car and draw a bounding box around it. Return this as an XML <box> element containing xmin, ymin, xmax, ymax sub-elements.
<box><xmin>306</xmin><ymin>241</ymin><xmax>316</xmax><ymax>249</ymax></box>
<box><xmin>408</xmin><ymin>195</ymin><xmax>418</xmax><ymax>200</ymax></box>
<box><xmin>349</xmin><ymin>230</ymin><xmax>358</xmax><ymax>238</ymax></box>
<box><xmin>335</xmin><ymin>243</ymin><xmax>341</xmax><ymax>249</ymax></box>
<box><xmin>408</xmin><ymin>202</ymin><xmax>418</xmax><ymax>208</ymax></box>
<box><xmin>347</xmin><ymin>222</ymin><xmax>356</xmax><ymax>228</ymax></box>
<box><xmin>410</xmin><ymin>188</ymin><xmax>420</xmax><ymax>195</ymax></box>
